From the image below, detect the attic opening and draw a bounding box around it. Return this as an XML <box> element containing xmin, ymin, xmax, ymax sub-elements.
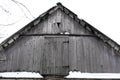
<box><xmin>57</xmin><ymin>22</ymin><xmax>61</xmax><ymax>28</ymax></box>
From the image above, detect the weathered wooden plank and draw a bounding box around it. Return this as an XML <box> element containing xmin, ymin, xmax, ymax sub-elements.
<box><xmin>69</xmin><ymin>37</ymin><xmax>77</xmax><ymax>71</ymax></box>
<box><xmin>0</xmin><ymin>51</ymin><xmax>6</xmax><ymax>61</ymax></box>
<box><xmin>76</xmin><ymin>37</ymin><xmax>84</xmax><ymax>72</ymax></box>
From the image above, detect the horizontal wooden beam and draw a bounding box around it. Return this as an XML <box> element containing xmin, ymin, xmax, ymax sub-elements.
<box><xmin>20</xmin><ymin>34</ymin><xmax>96</xmax><ymax>37</ymax></box>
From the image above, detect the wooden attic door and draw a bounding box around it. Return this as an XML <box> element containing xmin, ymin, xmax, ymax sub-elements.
<box><xmin>42</xmin><ymin>36</ymin><xmax>69</xmax><ymax>76</ymax></box>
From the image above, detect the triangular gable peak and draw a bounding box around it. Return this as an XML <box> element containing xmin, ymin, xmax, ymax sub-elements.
<box><xmin>0</xmin><ymin>2</ymin><xmax>119</xmax><ymax>53</ymax></box>
<box><xmin>0</xmin><ymin>2</ymin><xmax>120</xmax><ymax>75</ymax></box>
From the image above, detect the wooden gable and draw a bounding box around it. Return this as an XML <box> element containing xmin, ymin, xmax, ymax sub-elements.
<box><xmin>0</xmin><ymin>3</ymin><xmax>120</xmax><ymax>77</ymax></box>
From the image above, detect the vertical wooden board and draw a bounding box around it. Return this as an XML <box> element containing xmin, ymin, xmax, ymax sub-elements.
<box><xmin>92</xmin><ymin>37</ymin><xmax>101</xmax><ymax>72</ymax></box>
<box><xmin>56</xmin><ymin>9</ymin><xmax>62</xmax><ymax>22</ymax></box>
<box><xmin>117</xmin><ymin>54</ymin><xmax>120</xmax><ymax>72</ymax></box>
<box><xmin>61</xmin><ymin>11</ymin><xmax>74</xmax><ymax>33</ymax></box>
<box><xmin>89</xmin><ymin>37</ymin><xmax>98</xmax><ymax>72</ymax></box>
<box><xmin>47</xmin><ymin>9</ymin><xmax>61</xmax><ymax>34</ymax></box>
<box><xmin>77</xmin><ymin>37</ymin><xmax>91</xmax><ymax>72</ymax></box>
<box><xmin>84</xmin><ymin>37</ymin><xmax>97</xmax><ymax>72</ymax></box>
<box><xmin>73</xmin><ymin>20</ymin><xmax>87</xmax><ymax>34</ymax></box>
<box><xmin>0</xmin><ymin>51</ymin><xmax>6</xmax><ymax>61</ymax></box>
<box><xmin>112</xmin><ymin>50</ymin><xmax>118</xmax><ymax>72</ymax></box>
<box><xmin>55</xmin><ymin>38</ymin><xmax>61</xmax><ymax>74</ymax></box>
<box><xmin>51</xmin><ymin>10</ymin><xmax>62</xmax><ymax>34</ymax></box>
<box><xmin>84</xmin><ymin>37</ymin><xmax>93</xmax><ymax>72</ymax></box>
<box><xmin>43</xmin><ymin>17</ymin><xmax>49</xmax><ymax>33</ymax></box>
<box><xmin>105</xmin><ymin>46</ymin><xmax>113</xmax><ymax>73</ymax></box>
<box><xmin>93</xmin><ymin>38</ymin><xmax>105</xmax><ymax>72</ymax></box>
<box><xmin>41</xmin><ymin>37</ymin><xmax>49</xmax><ymax>74</ymax></box>
<box><xmin>69</xmin><ymin>37</ymin><xmax>77</xmax><ymax>71</ymax></box>
<box><xmin>5</xmin><ymin>46</ymin><xmax>14</xmax><ymax>72</ymax></box>
<box><xmin>37</xmin><ymin>20</ymin><xmax>45</xmax><ymax>34</ymax></box>
<box><xmin>56</xmin><ymin>38</ymin><xmax>62</xmax><ymax>74</ymax></box>
<box><xmin>10</xmin><ymin>44</ymin><xmax>20</xmax><ymax>71</ymax></box>
<box><xmin>114</xmin><ymin>51</ymin><xmax>120</xmax><ymax>72</ymax></box>
<box><xmin>101</xmin><ymin>44</ymin><xmax>110</xmax><ymax>72</ymax></box>
<box><xmin>109</xmin><ymin>48</ymin><xmax>119</xmax><ymax>73</ymax></box>
<box><xmin>4</xmin><ymin>37</ymin><xmax>19</xmax><ymax>71</ymax></box>
<box><xmin>76</xmin><ymin>37</ymin><xmax>85</xmax><ymax>72</ymax></box>
<box><xmin>29</xmin><ymin>36</ymin><xmax>37</xmax><ymax>71</ymax></box>
<box><xmin>116</xmin><ymin>53</ymin><xmax>120</xmax><ymax>72</ymax></box>
<box><xmin>86</xmin><ymin>37</ymin><xmax>95</xmax><ymax>73</ymax></box>
<box><xmin>34</xmin><ymin>36</ymin><xmax>44</xmax><ymax>72</ymax></box>
<box><xmin>95</xmin><ymin>39</ymin><xmax>105</xmax><ymax>72</ymax></box>
<box><xmin>30</xmin><ymin>36</ymin><xmax>37</xmax><ymax>71</ymax></box>
<box><xmin>96</xmin><ymin>41</ymin><xmax>105</xmax><ymax>73</ymax></box>
<box><xmin>62</xmin><ymin>38</ymin><xmax>69</xmax><ymax>66</ymax></box>
<box><xmin>47</xmin><ymin>12</ymin><xmax>54</xmax><ymax>34</ymax></box>
<box><xmin>0</xmin><ymin>60</ymin><xmax>6</xmax><ymax>72</ymax></box>
<box><xmin>61</xmin><ymin>38</ymin><xmax>69</xmax><ymax>74</ymax></box>
<box><xmin>88</xmin><ymin>37</ymin><xmax>98</xmax><ymax>72</ymax></box>
<box><xmin>49</xmin><ymin>37</ymin><xmax>56</xmax><ymax>74</ymax></box>
<box><xmin>0</xmin><ymin>50</ymin><xmax>7</xmax><ymax>71</ymax></box>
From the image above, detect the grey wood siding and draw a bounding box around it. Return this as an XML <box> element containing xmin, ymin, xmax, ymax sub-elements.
<box><xmin>26</xmin><ymin>9</ymin><xmax>89</xmax><ymax>35</ymax></box>
<box><xmin>69</xmin><ymin>37</ymin><xmax>120</xmax><ymax>73</ymax></box>
<box><xmin>0</xmin><ymin>8</ymin><xmax>120</xmax><ymax>76</ymax></box>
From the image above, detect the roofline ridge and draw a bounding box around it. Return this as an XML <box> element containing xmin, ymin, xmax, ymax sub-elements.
<box><xmin>57</xmin><ymin>2</ymin><xmax>63</xmax><ymax>6</ymax></box>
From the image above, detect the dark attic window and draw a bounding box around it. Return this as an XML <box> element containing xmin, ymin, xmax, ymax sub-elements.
<box><xmin>53</xmin><ymin>22</ymin><xmax>70</xmax><ymax>34</ymax></box>
<box><xmin>56</xmin><ymin>22</ymin><xmax>61</xmax><ymax>28</ymax></box>
<box><xmin>53</xmin><ymin>22</ymin><xmax>62</xmax><ymax>34</ymax></box>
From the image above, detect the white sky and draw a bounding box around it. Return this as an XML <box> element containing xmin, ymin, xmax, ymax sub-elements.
<box><xmin>1</xmin><ymin>0</ymin><xmax>120</xmax><ymax>78</ymax></box>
